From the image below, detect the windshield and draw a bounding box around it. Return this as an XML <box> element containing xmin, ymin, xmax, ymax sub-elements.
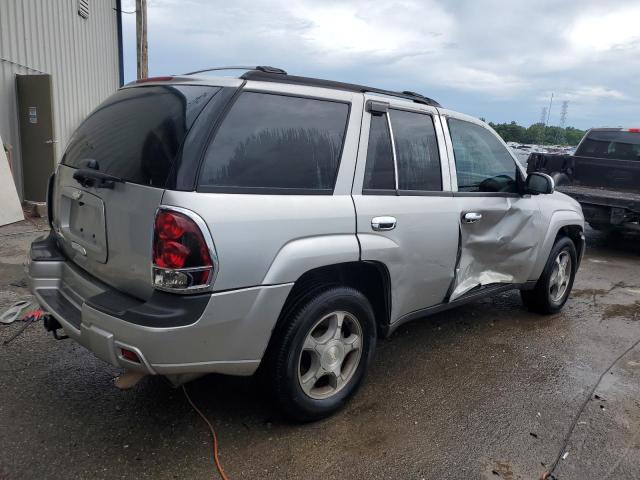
<box><xmin>576</xmin><ymin>130</ymin><xmax>640</xmax><ymax>161</ymax></box>
<box><xmin>62</xmin><ymin>85</ymin><xmax>220</xmax><ymax>187</ymax></box>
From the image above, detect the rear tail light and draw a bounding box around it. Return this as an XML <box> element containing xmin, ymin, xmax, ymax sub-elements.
<box><xmin>152</xmin><ymin>207</ymin><xmax>216</xmax><ymax>293</ymax></box>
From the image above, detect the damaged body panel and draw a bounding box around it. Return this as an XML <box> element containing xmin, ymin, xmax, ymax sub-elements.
<box><xmin>450</xmin><ymin>195</ymin><xmax>542</xmax><ymax>301</ymax></box>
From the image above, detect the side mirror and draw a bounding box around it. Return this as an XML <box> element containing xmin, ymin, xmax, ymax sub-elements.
<box><xmin>525</xmin><ymin>172</ymin><xmax>554</xmax><ymax>195</ymax></box>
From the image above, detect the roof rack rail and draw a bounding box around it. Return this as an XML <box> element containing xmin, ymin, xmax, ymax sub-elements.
<box><xmin>183</xmin><ymin>65</ymin><xmax>287</xmax><ymax>76</ymax></box>
<box><xmin>240</xmin><ymin>70</ymin><xmax>441</xmax><ymax>107</ymax></box>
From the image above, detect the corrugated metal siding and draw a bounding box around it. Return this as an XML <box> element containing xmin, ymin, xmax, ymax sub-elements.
<box><xmin>0</xmin><ymin>0</ymin><xmax>120</xmax><ymax>199</ymax></box>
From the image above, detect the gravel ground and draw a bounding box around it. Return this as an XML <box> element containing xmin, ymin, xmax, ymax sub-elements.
<box><xmin>0</xmin><ymin>219</ymin><xmax>638</xmax><ymax>480</ymax></box>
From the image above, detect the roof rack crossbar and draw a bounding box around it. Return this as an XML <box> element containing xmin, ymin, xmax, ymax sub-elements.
<box><xmin>362</xmin><ymin>87</ymin><xmax>440</xmax><ymax>106</ymax></box>
<box><xmin>240</xmin><ymin>70</ymin><xmax>441</xmax><ymax>107</ymax></box>
<box><xmin>179</xmin><ymin>67</ymin><xmax>440</xmax><ymax>107</ymax></box>
<box><xmin>182</xmin><ymin>65</ymin><xmax>287</xmax><ymax>76</ymax></box>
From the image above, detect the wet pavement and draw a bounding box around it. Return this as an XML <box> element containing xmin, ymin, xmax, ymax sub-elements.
<box><xmin>0</xmin><ymin>219</ymin><xmax>638</xmax><ymax>479</ymax></box>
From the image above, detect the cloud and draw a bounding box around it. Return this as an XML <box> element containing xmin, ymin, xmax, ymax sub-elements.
<box><xmin>120</xmin><ymin>0</ymin><xmax>640</xmax><ymax>128</ymax></box>
<box><xmin>568</xmin><ymin>5</ymin><xmax>640</xmax><ymax>52</ymax></box>
<box><xmin>565</xmin><ymin>86</ymin><xmax>627</xmax><ymax>101</ymax></box>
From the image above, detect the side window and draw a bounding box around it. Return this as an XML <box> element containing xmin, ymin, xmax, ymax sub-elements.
<box><xmin>198</xmin><ymin>92</ymin><xmax>349</xmax><ymax>193</ymax></box>
<box><xmin>362</xmin><ymin>109</ymin><xmax>442</xmax><ymax>193</ymax></box>
<box><xmin>390</xmin><ymin>110</ymin><xmax>442</xmax><ymax>192</ymax></box>
<box><xmin>363</xmin><ymin>114</ymin><xmax>395</xmax><ymax>191</ymax></box>
<box><xmin>448</xmin><ymin>118</ymin><xmax>518</xmax><ymax>193</ymax></box>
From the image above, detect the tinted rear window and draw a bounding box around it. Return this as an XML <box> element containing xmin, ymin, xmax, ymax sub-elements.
<box><xmin>198</xmin><ymin>92</ymin><xmax>349</xmax><ymax>194</ymax></box>
<box><xmin>576</xmin><ymin>130</ymin><xmax>640</xmax><ymax>161</ymax></box>
<box><xmin>390</xmin><ymin>110</ymin><xmax>442</xmax><ymax>191</ymax></box>
<box><xmin>62</xmin><ymin>85</ymin><xmax>219</xmax><ymax>187</ymax></box>
<box><xmin>363</xmin><ymin>114</ymin><xmax>395</xmax><ymax>191</ymax></box>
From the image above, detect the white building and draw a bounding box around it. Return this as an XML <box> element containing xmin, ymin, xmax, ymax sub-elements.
<box><xmin>0</xmin><ymin>0</ymin><xmax>123</xmax><ymax>201</ymax></box>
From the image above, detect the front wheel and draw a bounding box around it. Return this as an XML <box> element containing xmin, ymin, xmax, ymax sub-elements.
<box><xmin>521</xmin><ymin>236</ymin><xmax>577</xmax><ymax>314</ymax></box>
<box><xmin>267</xmin><ymin>287</ymin><xmax>377</xmax><ymax>422</ymax></box>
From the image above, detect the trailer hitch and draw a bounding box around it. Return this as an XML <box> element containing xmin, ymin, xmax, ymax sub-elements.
<box><xmin>43</xmin><ymin>315</ymin><xmax>69</xmax><ymax>340</ymax></box>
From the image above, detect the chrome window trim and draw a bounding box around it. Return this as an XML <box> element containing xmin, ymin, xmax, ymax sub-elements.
<box><xmin>385</xmin><ymin>112</ymin><xmax>400</xmax><ymax>191</ymax></box>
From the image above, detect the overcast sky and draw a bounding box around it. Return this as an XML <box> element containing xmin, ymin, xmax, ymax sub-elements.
<box><xmin>121</xmin><ymin>0</ymin><xmax>640</xmax><ymax>129</ymax></box>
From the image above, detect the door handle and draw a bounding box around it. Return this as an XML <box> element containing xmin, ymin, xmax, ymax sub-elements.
<box><xmin>44</xmin><ymin>139</ymin><xmax>59</xmax><ymax>144</ymax></box>
<box><xmin>462</xmin><ymin>212</ymin><xmax>483</xmax><ymax>223</ymax></box>
<box><xmin>371</xmin><ymin>216</ymin><xmax>397</xmax><ymax>231</ymax></box>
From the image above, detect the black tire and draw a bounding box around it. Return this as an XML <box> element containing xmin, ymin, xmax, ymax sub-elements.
<box><xmin>521</xmin><ymin>236</ymin><xmax>577</xmax><ymax>314</ymax></box>
<box><xmin>267</xmin><ymin>287</ymin><xmax>376</xmax><ymax>422</ymax></box>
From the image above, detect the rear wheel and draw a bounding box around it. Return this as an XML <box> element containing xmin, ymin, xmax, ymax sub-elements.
<box><xmin>267</xmin><ymin>287</ymin><xmax>376</xmax><ymax>422</ymax></box>
<box><xmin>521</xmin><ymin>236</ymin><xmax>577</xmax><ymax>314</ymax></box>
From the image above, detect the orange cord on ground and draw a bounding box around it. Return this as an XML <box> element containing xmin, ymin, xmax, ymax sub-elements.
<box><xmin>182</xmin><ymin>385</ymin><xmax>229</xmax><ymax>480</ymax></box>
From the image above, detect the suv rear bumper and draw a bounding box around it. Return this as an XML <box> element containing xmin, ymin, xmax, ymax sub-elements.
<box><xmin>28</xmin><ymin>233</ymin><xmax>292</xmax><ymax>380</ymax></box>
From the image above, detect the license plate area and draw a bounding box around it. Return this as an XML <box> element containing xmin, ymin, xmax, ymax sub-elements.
<box><xmin>59</xmin><ymin>186</ymin><xmax>108</xmax><ymax>263</ymax></box>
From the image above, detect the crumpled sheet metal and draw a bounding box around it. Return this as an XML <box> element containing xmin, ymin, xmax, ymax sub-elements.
<box><xmin>449</xmin><ymin>199</ymin><xmax>541</xmax><ymax>301</ymax></box>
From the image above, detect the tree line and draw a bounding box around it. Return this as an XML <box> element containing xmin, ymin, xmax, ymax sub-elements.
<box><xmin>484</xmin><ymin>120</ymin><xmax>586</xmax><ymax>146</ymax></box>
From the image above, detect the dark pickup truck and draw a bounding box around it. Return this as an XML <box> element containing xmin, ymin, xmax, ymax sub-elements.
<box><xmin>527</xmin><ymin>128</ymin><xmax>640</xmax><ymax>232</ymax></box>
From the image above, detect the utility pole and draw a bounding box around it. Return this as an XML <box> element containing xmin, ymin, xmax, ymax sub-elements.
<box><xmin>559</xmin><ymin>101</ymin><xmax>568</xmax><ymax>127</ymax></box>
<box><xmin>539</xmin><ymin>93</ymin><xmax>554</xmax><ymax>146</ymax></box>
<box><xmin>557</xmin><ymin>101</ymin><xmax>569</xmax><ymax>144</ymax></box>
<box><xmin>546</xmin><ymin>93</ymin><xmax>554</xmax><ymax>126</ymax></box>
<box><xmin>539</xmin><ymin>107</ymin><xmax>547</xmax><ymax>125</ymax></box>
<box><xmin>538</xmin><ymin>107</ymin><xmax>547</xmax><ymax>145</ymax></box>
<box><xmin>136</xmin><ymin>0</ymin><xmax>148</xmax><ymax>79</ymax></box>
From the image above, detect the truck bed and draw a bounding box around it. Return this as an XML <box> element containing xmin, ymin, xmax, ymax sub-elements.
<box><xmin>557</xmin><ymin>185</ymin><xmax>640</xmax><ymax>209</ymax></box>
<box><xmin>528</xmin><ymin>151</ymin><xmax>640</xmax><ymax>229</ymax></box>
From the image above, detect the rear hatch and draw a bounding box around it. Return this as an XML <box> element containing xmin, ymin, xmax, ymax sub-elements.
<box><xmin>51</xmin><ymin>83</ymin><xmax>220</xmax><ymax>300</ymax></box>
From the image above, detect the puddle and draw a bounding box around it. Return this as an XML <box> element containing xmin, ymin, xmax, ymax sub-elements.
<box><xmin>573</xmin><ymin>288</ymin><xmax>609</xmax><ymax>298</ymax></box>
<box><xmin>601</xmin><ymin>303</ymin><xmax>640</xmax><ymax>321</ymax></box>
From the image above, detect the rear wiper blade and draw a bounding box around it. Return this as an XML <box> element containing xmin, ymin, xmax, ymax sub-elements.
<box><xmin>73</xmin><ymin>169</ymin><xmax>124</xmax><ymax>189</ymax></box>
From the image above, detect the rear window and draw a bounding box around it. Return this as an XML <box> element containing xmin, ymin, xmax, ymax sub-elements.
<box><xmin>62</xmin><ymin>85</ymin><xmax>219</xmax><ymax>187</ymax></box>
<box><xmin>576</xmin><ymin>130</ymin><xmax>640</xmax><ymax>161</ymax></box>
<box><xmin>198</xmin><ymin>92</ymin><xmax>350</xmax><ymax>194</ymax></box>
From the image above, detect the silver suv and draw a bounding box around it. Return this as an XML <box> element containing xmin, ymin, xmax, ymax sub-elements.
<box><xmin>28</xmin><ymin>66</ymin><xmax>585</xmax><ymax>421</ymax></box>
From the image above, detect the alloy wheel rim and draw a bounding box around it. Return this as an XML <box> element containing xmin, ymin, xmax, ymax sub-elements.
<box><xmin>549</xmin><ymin>250</ymin><xmax>572</xmax><ymax>303</ymax></box>
<box><xmin>297</xmin><ymin>311</ymin><xmax>363</xmax><ymax>400</ymax></box>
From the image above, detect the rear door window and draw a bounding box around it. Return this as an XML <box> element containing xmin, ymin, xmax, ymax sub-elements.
<box><xmin>363</xmin><ymin>114</ymin><xmax>395</xmax><ymax>192</ymax></box>
<box><xmin>448</xmin><ymin>118</ymin><xmax>518</xmax><ymax>193</ymax></box>
<box><xmin>62</xmin><ymin>85</ymin><xmax>219</xmax><ymax>187</ymax></box>
<box><xmin>362</xmin><ymin>110</ymin><xmax>442</xmax><ymax>193</ymax></box>
<box><xmin>390</xmin><ymin>110</ymin><xmax>442</xmax><ymax>192</ymax></box>
<box><xmin>198</xmin><ymin>92</ymin><xmax>350</xmax><ymax>194</ymax></box>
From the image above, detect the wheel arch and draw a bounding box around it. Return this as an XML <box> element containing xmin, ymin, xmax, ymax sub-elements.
<box><xmin>555</xmin><ymin>224</ymin><xmax>585</xmax><ymax>264</ymax></box>
<box><xmin>260</xmin><ymin>261</ymin><xmax>392</xmax><ymax>368</ymax></box>
<box><xmin>530</xmin><ymin>210</ymin><xmax>585</xmax><ymax>281</ymax></box>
